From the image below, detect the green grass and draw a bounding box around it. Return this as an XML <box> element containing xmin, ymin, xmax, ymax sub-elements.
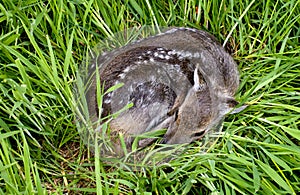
<box><xmin>0</xmin><ymin>0</ymin><xmax>300</xmax><ymax>194</ymax></box>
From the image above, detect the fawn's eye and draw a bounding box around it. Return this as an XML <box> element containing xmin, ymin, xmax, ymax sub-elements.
<box><xmin>174</xmin><ymin>110</ymin><xmax>179</xmax><ymax>121</ymax></box>
<box><xmin>192</xmin><ymin>131</ymin><xmax>205</xmax><ymax>138</ymax></box>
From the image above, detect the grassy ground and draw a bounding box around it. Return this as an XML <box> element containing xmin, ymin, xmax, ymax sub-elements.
<box><xmin>0</xmin><ymin>0</ymin><xmax>300</xmax><ymax>194</ymax></box>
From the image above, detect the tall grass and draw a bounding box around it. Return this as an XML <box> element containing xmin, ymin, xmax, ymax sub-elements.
<box><xmin>0</xmin><ymin>0</ymin><xmax>299</xmax><ymax>194</ymax></box>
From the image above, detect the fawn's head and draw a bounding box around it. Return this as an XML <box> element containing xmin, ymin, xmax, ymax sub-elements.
<box><xmin>162</xmin><ymin>67</ymin><xmax>239</xmax><ymax>144</ymax></box>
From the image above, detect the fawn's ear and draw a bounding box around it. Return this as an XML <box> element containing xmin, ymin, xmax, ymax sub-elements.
<box><xmin>193</xmin><ymin>68</ymin><xmax>205</xmax><ymax>91</ymax></box>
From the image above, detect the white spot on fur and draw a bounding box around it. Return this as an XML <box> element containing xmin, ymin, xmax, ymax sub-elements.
<box><xmin>168</xmin><ymin>50</ymin><xmax>176</xmax><ymax>55</ymax></box>
<box><xmin>184</xmin><ymin>51</ymin><xmax>192</xmax><ymax>58</ymax></box>
<box><xmin>193</xmin><ymin>52</ymin><xmax>201</xmax><ymax>58</ymax></box>
<box><xmin>164</xmin><ymin>28</ymin><xmax>178</xmax><ymax>34</ymax></box>
<box><xmin>158</xmin><ymin>54</ymin><xmax>166</xmax><ymax>59</ymax></box>
<box><xmin>129</xmin><ymin>85</ymin><xmax>133</xmax><ymax>93</ymax></box>
<box><xmin>186</xmin><ymin>27</ymin><xmax>197</xmax><ymax>32</ymax></box>
<box><xmin>123</xmin><ymin>67</ymin><xmax>131</xmax><ymax>73</ymax></box>
<box><xmin>118</xmin><ymin>73</ymin><xmax>126</xmax><ymax>79</ymax></box>
<box><xmin>104</xmin><ymin>98</ymin><xmax>111</xmax><ymax>104</ymax></box>
<box><xmin>165</xmin><ymin>55</ymin><xmax>171</xmax><ymax>60</ymax></box>
<box><xmin>107</xmin><ymin>92</ymin><xmax>112</xmax><ymax>97</ymax></box>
